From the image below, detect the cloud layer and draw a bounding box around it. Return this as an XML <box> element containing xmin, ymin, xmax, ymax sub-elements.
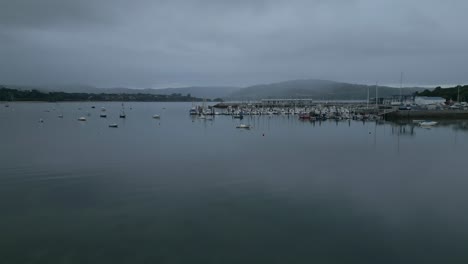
<box><xmin>1</xmin><ymin>0</ymin><xmax>467</xmax><ymax>88</ymax></box>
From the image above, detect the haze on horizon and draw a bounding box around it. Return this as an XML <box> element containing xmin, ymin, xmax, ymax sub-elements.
<box><xmin>1</xmin><ymin>0</ymin><xmax>467</xmax><ymax>89</ymax></box>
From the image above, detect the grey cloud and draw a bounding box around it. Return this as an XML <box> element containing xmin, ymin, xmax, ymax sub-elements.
<box><xmin>0</xmin><ymin>0</ymin><xmax>106</xmax><ymax>29</ymax></box>
<box><xmin>0</xmin><ymin>0</ymin><xmax>467</xmax><ymax>88</ymax></box>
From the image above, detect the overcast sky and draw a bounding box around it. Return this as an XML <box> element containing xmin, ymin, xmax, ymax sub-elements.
<box><xmin>1</xmin><ymin>0</ymin><xmax>467</xmax><ymax>88</ymax></box>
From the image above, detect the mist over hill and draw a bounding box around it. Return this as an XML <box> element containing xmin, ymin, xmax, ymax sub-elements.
<box><xmin>227</xmin><ymin>79</ymin><xmax>427</xmax><ymax>100</ymax></box>
<box><xmin>4</xmin><ymin>79</ymin><xmax>432</xmax><ymax>101</ymax></box>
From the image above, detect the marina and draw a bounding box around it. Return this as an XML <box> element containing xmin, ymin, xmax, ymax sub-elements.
<box><xmin>209</xmin><ymin>98</ymin><xmax>468</xmax><ymax>122</ymax></box>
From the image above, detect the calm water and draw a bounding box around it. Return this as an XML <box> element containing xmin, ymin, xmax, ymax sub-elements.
<box><xmin>1</xmin><ymin>102</ymin><xmax>468</xmax><ymax>263</ymax></box>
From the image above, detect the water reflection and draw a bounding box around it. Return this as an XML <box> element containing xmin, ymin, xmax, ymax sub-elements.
<box><xmin>390</xmin><ymin>123</ymin><xmax>416</xmax><ymax>137</ymax></box>
<box><xmin>386</xmin><ymin>120</ymin><xmax>468</xmax><ymax>133</ymax></box>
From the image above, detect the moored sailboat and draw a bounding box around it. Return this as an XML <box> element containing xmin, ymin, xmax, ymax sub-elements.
<box><xmin>120</xmin><ymin>103</ymin><xmax>126</xmax><ymax>118</ymax></box>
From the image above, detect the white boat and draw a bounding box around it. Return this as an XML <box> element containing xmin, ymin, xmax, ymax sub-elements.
<box><xmin>108</xmin><ymin>123</ymin><xmax>118</xmax><ymax>128</ymax></box>
<box><xmin>100</xmin><ymin>113</ymin><xmax>107</xmax><ymax>118</ymax></box>
<box><xmin>412</xmin><ymin>119</ymin><xmax>425</xmax><ymax>124</ymax></box>
<box><xmin>78</xmin><ymin>117</ymin><xmax>86</xmax><ymax>121</ymax></box>
<box><xmin>152</xmin><ymin>114</ymin><xmax>160</xmax><ymax>119</ymax></box>
<box><xmin>419</xmin><ymin>121</ymin><xmax>438</xmax><ymax>126</ymax></box>
<box><xmin>236</xmin><ymin>124</ymin><xmax>251</xmax><ymax>129</ymax></box>
<box><xmin>189</xmin><ymin>107</ymin><xmax>198</xmax><ymax>115</ymax></box>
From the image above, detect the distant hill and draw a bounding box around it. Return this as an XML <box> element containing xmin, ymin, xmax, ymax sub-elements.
<box><xmin>6</xmin><ymin>85</ymin><xmax>239</xmax><ymax>100</ymax></box>
<box><xmin>227</xmin><ymin>79</ymin><xmax>427</xmax><ymax>100</ymax></box>
<box><xmin>4</xmin><ymin>79</ymin><xmax>432</xmax><ymax>101</ymax></box>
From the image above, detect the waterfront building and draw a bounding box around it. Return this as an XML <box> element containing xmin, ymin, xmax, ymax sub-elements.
<box><xmin>414</xmin><ymin>96</ymin><xmax>446</xmax><ymax>105</ymax></box>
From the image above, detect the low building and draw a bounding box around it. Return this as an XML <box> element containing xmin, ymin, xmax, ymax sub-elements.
<box><xmin>414</xmin><ymin>96</ymin><xmax>446</xmax><ymax>105</ymax></box>
<box><xmin>261</xmin><ymin>99</ymin><xmax>315</xmax><ymax>107</ymax></box>
<box><xmin>382</xmin><ymin>95</ymin><xmax>415</xmax><ymax>105</ymax></box>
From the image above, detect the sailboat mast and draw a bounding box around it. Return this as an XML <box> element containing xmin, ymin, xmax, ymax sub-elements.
<box><xmin>400</xmin><ymin>72</ymin><xmax>403</xmax><ymax>104</ymax></box>
<box><xmin>367</xmin><ymin>86</ymin><xmax>370</xmax><ymax>109</ymax></box>
<box><xmin>375</xmin><ymin>82</ymin><xmax>378</xmax><ymax>109</ymax></box>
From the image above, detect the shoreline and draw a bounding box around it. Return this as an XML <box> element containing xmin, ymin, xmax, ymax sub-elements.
<box><xmin>1</xmin><ymin>101</ymin><xmax>213</xmax><ymax>103</ymax></box>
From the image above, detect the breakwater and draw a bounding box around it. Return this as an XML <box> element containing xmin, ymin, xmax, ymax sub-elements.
<box><xmin>385</xmin><ymin>110</ymin><xmax>468</xmax><ymax>120</ymax></box>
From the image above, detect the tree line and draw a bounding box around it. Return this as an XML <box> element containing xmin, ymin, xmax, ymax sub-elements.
<box><xmin>415</xmin><ymin>85</ymin><xmax>468</xmax><ymax>102</ymax></box>
<box><xmin>0</xmin><ymin>87</ymin><xmax>223</xmax><ymax>102</ymax></box>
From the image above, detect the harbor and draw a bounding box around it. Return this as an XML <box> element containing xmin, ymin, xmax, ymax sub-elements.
<box><xmin>207</xmin><ymin>97</ymin><xmax>468</xmax><ymax>122</ymax></box>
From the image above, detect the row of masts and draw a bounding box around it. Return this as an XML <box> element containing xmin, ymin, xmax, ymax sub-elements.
<box><xmin>367</xmin><ymin>72</ymin><xmax>405</xmax><ymax>109</ymax></box>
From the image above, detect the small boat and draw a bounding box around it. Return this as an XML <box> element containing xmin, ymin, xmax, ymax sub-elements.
<box><xmin>39</xmin><ymin>118</ymin><xmax>44</xmax><ymax>123</ymax></box>
<box><xmin>236</xmin><ymin>124</ymin><xmax>251</xmax><ymax>129</ymax></box>
<box><xmin>58</xmin><ymin>114</ymin><xmax>63</xmax><ymax>118</ymax></box>
<box><xmin>91</xmin><ymin>106</ymin><xmax>95</xmax><ymax>109</ymax></box>
<box><xmin>101</xmin><ymin>107</ymin><xmax>106</xmax><ymax>112</ymax></box>
<box><xmin>419</xmin><ymin>121</ymin><xmax>438</xmax><ymax>127</ymax></box>
<box><xmin>4</xmin><ymin>104</ymin><xmax>9</xmax><ymax>108</ymax></box>
<box><xmin>100</xmin><ymin>113</ymin><xmax>107</xmax><ymax>118</ymax></box>
<box><xmin>299</xmin><ymin>113</ymin><xmax>311</xmax><ymax>119</ymax></box>
<box><xmin>233</xmin><ymin>114</ymin><xmax>243</xmax><ymax>119</ymax></box>
<box><xmin>152</xmin><ymin>114</ymin><xmax>160</xmax><ymax>119</ymax></box>
<box><xmin>78</xmin><ymin>117</ymin><xmax>87</xmax><ymax>121</ymax></box>
<box><xmin>189</xmin><ymin>107</ymin><xmax>198</xmax><ymax>115</ymax></box>
<box><xmin>119</xmin><ymin>103</ymin><xmax>126</xmax><ymax>118</ymax></box>
<box><xmin>108</xmin><ymin>124</ymin><xmax>118</xmax><ymax>128</ymax></box>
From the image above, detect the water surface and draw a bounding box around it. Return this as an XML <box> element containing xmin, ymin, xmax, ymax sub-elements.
<box><xmin>1</xmin><ymin>102</ymin><xmax>468</xmax><ymax>263</ymax></box>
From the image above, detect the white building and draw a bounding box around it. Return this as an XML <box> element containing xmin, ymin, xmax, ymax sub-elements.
<box><xmin>414</xmin><ymin>96</ymin><xmax>446</xmax><ymax>105</ymax></box>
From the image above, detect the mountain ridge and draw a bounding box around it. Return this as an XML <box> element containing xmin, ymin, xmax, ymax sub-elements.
<box><xmin>2</xmin><ymin>79</ymin><xmax>434</xmax><ymax>100</ymax></box>
<box><xmin>227</xmin><ymin>79</ymin><xmax>428</xmax><ymax>100</ymax></box>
